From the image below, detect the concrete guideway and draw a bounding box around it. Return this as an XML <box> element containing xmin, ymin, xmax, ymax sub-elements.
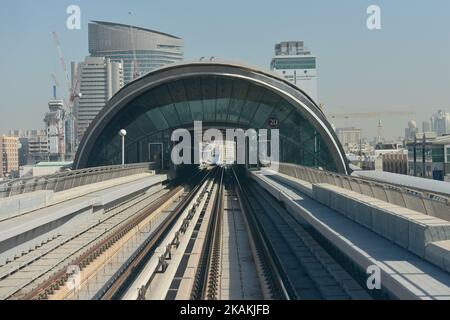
<box><xmin>0</xmin><ymin>173</ymin><xmax>167</xmax><ymax>267</ymax></box>
<box><xmin>218</xmin><ymin>185</ymin><xmax>263</xmax><ymax>299</ymax></box>
<box><xmin>251</xmin><ymin>169</ymin><xmax>450</xmax><ymax>299</ymax></box>
<box><xmin>142</xmin><ymin>174</ymin><xmax>218</xmax><ymax>300</ymax></box>
<box><xmin>48</xmin><ymin>188</ymin><xmax>184</xmax><ymax>300</ymax></box>
<box><xmin>3</xmin><ymin>164</ymin><xmax>449</xmax><ymax>300</ymax></box>
<box><xmin>0</xmin><ymin>187</ymin><xmax>168</xmax><ymax>299</ymax></box>
<box><xmin>238</xmin><ymin>172</ymin><xmax>371</xmax><ymax>300</ymax></box>
<box><xmin>0</xmin><ymin>173</ymin><xmax>168</xmax><ymax>299</ymax></box>
<box><xmin>121</xmin><ymin>170</ymin><xmax>218</xmax><ymax>300</ymax></box>
<box><xmin>252</xmin><ymin>182</ymin><xmax>371</xmax><ymax>299</ymax></box>
<box><xmin>123</xmin><ymin>168</ymin><xmax>265</xmax><ymax>300</ymax></box>
<box><xmin>133</xmin><ymin>167</ymin><xmax>369</xmax><ymax>301</ymax></box>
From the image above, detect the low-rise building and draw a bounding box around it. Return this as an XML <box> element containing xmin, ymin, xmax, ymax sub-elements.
<box><xmin>20</xmin><ymin>161</ymin><xmax>73</xmax><ymax>178</ymax></box>
<box><xmin>1</xmin><ymin>135</ymin><xmax>20</xmax><ymax>178</ymax></box>
<box><xmin>382</xmin><ymin>153</ymin><xmax>408</xmax><ymax>175</ymax></box>
<box><xmin>9</xmin><ymin>129</ymin><xmax>48</xmax><ymax>165</ymax></box>
<box><xmin>406</xmin><ymin>133</ymin><xmax>450</xmax><ymax>181</ymax></box>
<box><xmin>0</xmin><ymin>145</ymin><xmax>2</xmax><ymax>178</ymax></box>
<box><xmin>336</xmin><ymin>127</ymin><xmax>363</xmax><ymax>152</ymax></box>
<box><xmin>347</xmin><ymin>143</ymin><xmax>407</xmax><ymax>174</ymax></box>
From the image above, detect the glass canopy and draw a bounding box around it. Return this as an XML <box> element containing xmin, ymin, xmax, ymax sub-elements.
<box><xmin>82</xmin><ymin>75</ymin><xmax>337</xmax><ymax>171</ymax></box>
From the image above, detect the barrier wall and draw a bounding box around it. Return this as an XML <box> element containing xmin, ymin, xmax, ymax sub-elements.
<box><xmin>277</xmin><ymin>163</ymin><xmax>450</xmax><ymax>221</ymax></box>
<box><xmin>0</xmin><ymin>163</ymin><xmax>153</xmax><ymax>198</ymax></box>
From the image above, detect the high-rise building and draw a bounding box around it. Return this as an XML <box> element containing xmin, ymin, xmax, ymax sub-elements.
<box><xmin>45</xmin><ymin>100</ymin><xmax>66</xmax><ymax>161</ymax></box>
<box><xmin>422</xmin><ymin>120</ymin><xmax>431</xmax><ymax>133</ymax></box>
<box><xmin>74</xmin><ymin>57</ymin><xmax>124</xmax><ymax>138</ymax></box>
<box><xmin>88</xmin><ymin>21</ymin><xmax>184</xmax><ymax>84</ymax></box>
<box><xmin>1</xmin><ymin>135</ymin><xmax>19</xmax><ymax>177</ymax></box>
<box><xmin>270</xmin><ymin>41</ymin><xmax>318</xmax><ymax>103</ymax></box>
<box><xmin>404</xmin><ymin>120</ymin><xmax>418</xmax><ymax>141</ymax></box>
<box><xmin>430</xmin><ymin>110</ymin><xmax>450</xmax><ymax>136</ymax></box>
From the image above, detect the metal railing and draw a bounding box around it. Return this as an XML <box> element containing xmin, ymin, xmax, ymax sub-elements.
<box><xmin>0</xmin><ymin>163</ymin><xmax>154</xmax><ymax>199</ymax></box>
<box><xmin>276</xmin><ymin>163</ymin><xmax>450</xmax><ymax>221</ymax></box>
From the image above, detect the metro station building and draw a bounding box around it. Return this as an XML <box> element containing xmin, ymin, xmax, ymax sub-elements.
<box><xmin>74</xmin><ymin>62</ymin><xmax>348</xmax><ymax>174</ymax></box>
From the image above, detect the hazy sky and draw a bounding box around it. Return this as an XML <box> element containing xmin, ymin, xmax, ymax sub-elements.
<box><xmin>0</xmin><ymin>0</ymin><xmax>449</xmax><ymax>140</ymax></box>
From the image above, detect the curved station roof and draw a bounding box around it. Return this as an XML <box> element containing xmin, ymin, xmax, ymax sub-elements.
<box><xmin>74</xmin><ymin>61</ymin><xmax>348</xmax><ymax>173</ymax></box>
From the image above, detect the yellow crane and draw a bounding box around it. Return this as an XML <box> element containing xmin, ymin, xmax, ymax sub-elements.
<box><xmin>326</xmin><ymin>111</ymin><xmax>416</xmax><ymax>119</ymax></box>
<box><xmin>326</xmin><ymin>110</ymin><xmax>416</xmax><ymax>143</ymax></box>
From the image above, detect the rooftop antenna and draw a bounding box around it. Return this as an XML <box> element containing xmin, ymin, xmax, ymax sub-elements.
<box><xmin>50</xmin><ymin>74</ymin><xmax>60</xmax><ymax>100</ymax></box>
<box><xmin>52</xmin><ymin>32</ymin><xmax>81</xmax><ymax>157</ymax></box>
<box><xmin>377</xmin><ymin>119</ymin><xmax>383</xmax><ymax>144</ymax></box>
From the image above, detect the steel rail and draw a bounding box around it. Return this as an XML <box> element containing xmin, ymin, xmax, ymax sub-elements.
<box><xmin>231</xmin><ymin>166</ymin><xmax>293</xmax><ymax>300</ymax></box>
<box><xmin>189</xmin><ymin>168</ymin><xmax>224</xmax><ymax>300</ymax></box>
<box><xmin>18</xmin><ymin>168</ymin><xmax>205</xmax><ymax>299</ymax></box>
<box><xmin>95</xmin><ymin>169</ymin><xmax>212</xmax><ymax>300</ymax></box>
<box><xmin>203</xmin><ymin>168</ymin><xmax>224</xmax><ymax>300</ymax></box>
<box><xmin>19</xmin><ymin>185</ymin><xmax>183</xmax><ymax>300</ymax></box>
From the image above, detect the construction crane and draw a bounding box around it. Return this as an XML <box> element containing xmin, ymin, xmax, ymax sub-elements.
<box><xmin>327</xmin><ymin>110</ymin><xmax>416</xmax><ymax>144</ymax></box>
<box><xmin>128</xmin><ymin>11</ymin><xmax>139</xmax><ymax>79</ymax></box>
<box><xmin>52</xmin><ymin>31</ymin><xmax>82</xmax><ymax>159</ymax></box>
<box><xmin>128</xmin><ymin>11</ymin><xmax>141</xmax><ymax>80</ymax></box>
<box><xmin>52</xmin><ymin>32</ymin><xmax>71</xmax><ymax>98</ymax></box>
<box><xmin>326</xmin><ymin>110</ymin><xmax>416</xmax><ymax>119</ymax></box>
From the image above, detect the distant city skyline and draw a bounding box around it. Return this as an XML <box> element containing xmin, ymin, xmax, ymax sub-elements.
<box><xmin>1</xmin><ymin>0</ymin><xmax>450</xmax><ymax>140</ymax></box>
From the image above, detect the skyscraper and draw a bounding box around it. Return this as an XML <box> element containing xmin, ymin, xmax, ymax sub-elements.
<box><xmin>270</xmin><ymin>41</ymin><xmax>318</xmax><ymax>104</ymax></box>
<box><xmin>74</xmin><ymin>57</ymin><xmax>124</xmax><ymax>138</ymax></box>
<box><xmin>88</xmin><ymin>21</ymin><xmax>184</xmax><ymax>84</ymax></box>
<box><xmin>430</xmin><ymin>110</ymin><xmax>450</xmax><ymax>136</ymax></box>
<box><xmin>422</xmin><ymin>120</ymin><xmax>431</xmax><ymax>133</ymax></box>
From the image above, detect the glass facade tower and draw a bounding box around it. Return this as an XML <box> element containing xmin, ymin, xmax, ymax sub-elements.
<box><xmin>271</xmin><ymin>41</ymin><xmax>318</xmax><ymax>104</ymax></box>
<box><xmin>88</xmin><ymin>21</ymin><xmax>184</xmax><ymax>84</ymax></box>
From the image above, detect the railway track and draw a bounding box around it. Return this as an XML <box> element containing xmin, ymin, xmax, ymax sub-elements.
<box><xmin>20</xmin><ymin>189</ymin><xmax>180</xmax><ymax>300</ymax></box>
<box><xmin>1</xmin><ymin>170</ymin><xmax>208</xmax><ymax>300</ymax></box>
<box><xmin>186</xmin><ymin>166</ymin><xmax>372</xmax><ymax>300</ymax></box>
<box><xmin>0</xmin><ymin>188</ymin><xmax>167</xmax><ymax>300</ymax></box>
<box><xmin>233</xmin><ymin>167</ymin><xmax>372</xmax><ymax>300</ymax></box>
<box><xmin>93</xmin><ymin>169</ymin><xmax>214</xmax><ymax>299</ymax></box>
<box><xmin>190</xmin><ymin>168</ymin><xmax>224</xmax><ymax>300</ymax></box>
<box><xmin>2</xmin><ymin>166</ymin><xmax>374</xmax><ymax>300</ymax></box>
<box><xmin>190</xmin><ymin>167</ymin><xmax>277</xmax><ymax>300</ymax></box>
